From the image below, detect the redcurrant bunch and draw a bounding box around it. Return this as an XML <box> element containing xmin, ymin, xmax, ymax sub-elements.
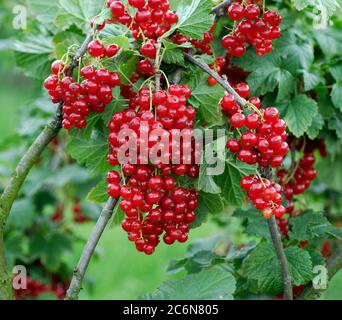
<box><xmin>108</xmin><ymin>0</ymin><xmax>178</xmax><ymax>40</ymax></box>
<box><xmin>107</xmin><ymin>85</ymin><xmax>199</xmax><ymax>177</ymax></box>
<box><xmin>240</xmin><ymin>175</ymin><xmax>286</xmax><ymax>219</ymax></box>
<box><xmin>224</xmin><ymin>82</ymin><xmax>289</xmax><ymax>168</ymax></box>
<box><xmin>222</xmin><ymin>1</ymin><xmax>282</xmax><ymax>57</ymax></box>
<box><xmin>106</xmin><ymin>84</ymin><xmax>200</xmax><ymax>254</ymax></box>
<box><xmin>107</xmin><ymin>167</ymin><xmax>198</xmax><ymax>255</ymax></box>
<box><xmin>43</xmin><ymin>61</ymin><xmax>120</xmax><ymax>130</ymax></box>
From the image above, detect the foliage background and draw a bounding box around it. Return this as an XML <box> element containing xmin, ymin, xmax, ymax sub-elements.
<box><xmin>0</xmin><ymin>0</ymin><xmax>341</xmax><ymax>299</ymax></box>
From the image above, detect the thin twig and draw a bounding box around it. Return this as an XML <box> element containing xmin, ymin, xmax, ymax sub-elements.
<box><xmin>268</xmin><ymin>216</ymin><xmax>293</xmax><ymax>300</ymax></box>
<box><xmin>171</xmin><ymin>67</ymin><xmax>184</xmax><ymax>84</ymax></box>
<box><xmin>65</xmin><ymin>197</ymin><xmax>118</xmax><ymax>300</ymax></box>
<box><xmin>211</xmin><ymin>0</ymin><xmax>233</xmax><ymax>17</ymax></box>
<box><xmin>298</xmin><ymin>241</ymin><xmax>342</xmax><ymax>300</ymax></box>
<box><xmin>154</xmin><ymin>40</ymin><xmax>162</xmax><ymax>90</ymax></box>
<box><xmin>184</xmin><ymin>53</ymin><xmax>247</xmax><ymax>107</ymax></box>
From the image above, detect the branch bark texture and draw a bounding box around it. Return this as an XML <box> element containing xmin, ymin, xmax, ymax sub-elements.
<box><xmin>65</xmin><ymin>197</ymin><xmax>118</xmax><ymax>300</ymax></box>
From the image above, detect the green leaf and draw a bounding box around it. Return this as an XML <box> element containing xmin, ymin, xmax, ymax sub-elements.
<box><xmin>292</xmin><ymin>0</ymin><xmax>340</xmax><ymax>15</ymax></box>
<box><xmin>53</xmin><ymin>31</ymin><xmax>83</xmax><ymax>59</ymax></box>
<box><xmin>292</xmin><ymin>0</ymin><xmax>311</xmax><ymax>10</ymax></box>
<box><xmin>168</xmin><ymin>0</ymin><xmax>215</xmax><ymax>40</ymax></box>
<box><xmin>276</xmin><ymin>30</ymin><xmax>314</xmax><ymax>70</ymax></box>
<box><xmin>6</xmin><ymin>199</ymin><xmax>36</xmax><ymax>230</ymax></box>
<box><xmin>87</xmin><ymin>180</ymin><xmax>108</xmax><ymax>203</ymax></box>
<box><xmin>187</xmin><ymin>72</ymin><xmax>225</xmax><ymax>125</ymax></box>
<box><xmin>234</xmin><ymin>208</ymin><xmax>271</xmax><ymax>240</ymax></box>
<box><xmin>275</xmin><ymin>69</ymin><xmax>296</xmax><ymax>102</ymax></box>
<box><xmin>289</xmin><ymin>210</ymin><xmax>342</xmax><ymax>241</ymax></box>
<box><xmin>314</xmin><ymin>0</ymin><xmax>341</xmax><ymax>16</ymax></box>
<box><xmin>284</xmin><ymin>95</ymin><xmax>318</xmax><ymax>137</ymax></box>
<box><xmin>27</xmin><ymin>0</ymin><xmax>59</xmax><ymax>25</ymax></box>
<box><xmin>217</xmin><ymin>158</ymin><xmax>256</xmax><ymax>206</ymax></box>
<box><xmin>302</xmin><ymin>70</ymin><xmax>324</xmax><ymax>92</ymax></box>
<box><xmin>307</xmin><ymin>113</ymin><xmax>324</xmax><ymax>139</ymax></box>
<box><xmin>197</xmin><ymin>162</ymin><xmax>221</xmax><ymax>194</ymax></box>
<box><xmin>328</xmin><ymin>112</ymin><xmax>342</xmax><ymax>140</ymax></box>
<box><xmin>317</xmin><ymin>156</ymin><xmax>342</xmax><ymax>192</ymax></box>
<box><xmin>243</xmin><ymin>243</ymin><xmax>313</xmax><ymax>294</ymax></box>
<box><xmin>195</xmin><ymin>192</ymin><xmax>225</xmax><ymax>228</ymax></box>
<box><xmin>331</xmin><ymin>84</ymin><xmax>342</xmax><ymax>111</ymax></box>
<box><xmin>162</xmin><ymin>40</ymin><xmax>191</xmax><ymax>65</ymax></box>
<box><xmin>29</xmin><ymin>232</ymin><xmax>72</xmax><ymax>272</ymax></box>
<box><xmin>238</xmin><ymin>51</ymin><xmax>295</xmax><ymax>99</ymax></box>
<box><xmin>314</xmin><ymin>29</ymin><xmax>342</xmax><ymax>58</ymax></box>
<box><xmin>118</xmin><ymin>53</ymin><xmax>140</xmax><ymax>84</ymax></box>
<box><xmin>55</xmin><ymin>0</ymin><xmax>103</xmax><ymax>31</ymax></box>
<box><xmin>67</xmin><ymin>133</ymin><xmax>110</xmax><ymax>176</ymax></box>
<box><xmin>14</xmin><ymin>34</ymin><xmax>54</xmax><ymax>79</ymax></box>
<box><xmin>144</xmin><ymin>268</ymin><xmax>236</xmax><ymax>300</ymax></box>
<box><xmin>329</xmin><ymin>64</ymin><xmax>342</xmax><ymax>82</ymax></box>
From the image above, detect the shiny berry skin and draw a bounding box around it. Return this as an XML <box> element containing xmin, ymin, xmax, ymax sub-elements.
<box><xmin>226</xmin><ymin>138</ymin><xmax>240</xmax><ymax>152</ymax></box>
<box><xmin>245</xmin><ymin>113</ymin><xmax>260</xmax><ymax>130</ymax></box>
<box><xmin>228</xmin><ymin>4</ymin><xmax>245</xmax><ymax>21</ymax></box>
<box><xmin>230</xmin><ymin>113</ymin><xmax>245</xmax><ymax>128</ymax></box>
<box><xmin>81</xmin><ymin>66</ymin><xmax>95</xmax><ymax>79</ymax></box>
<box><xmin>107</xmin><ymin>170</ymin><xmax>121</xmax><ymax>184</ymax></box>
<box><xmin>241</xmin><ymin>132</ymin><xmax>257</xmax><ymax>149</ymax></box>
<box><xmin>235</xmin><ymin>82</ymin><xmax>250</xmax><ymax>99</ymax></box>
<box><xmin>105</xmin><ymin>44</ymin><xmax>120</xmax><ymax>57</ymax></box>
<box><xmin>88</xmin><ymin>40</ymin><xmax>105</xmax><ymax>57</ymax></box>
<box><xmin>244</xmin><ymin>4</ymin><xmax>260</xmax><ymax>20</ymax></box>
<box><xmin>140</xmin><ymin>42</ymin><xmax>157</xmax><ymax>58</ymax></box>
<box><xmin>51</xmin><ymin>60</ymin><xmax>65</xmax><ymax>75</ymax></box>
<box><xmin>107</xmin><ymin>183</ymin><xmax>121</xmax><ymax>197</ymax></box>
<box><xmin>264</xmin><ymin>107</ymin><xmax>279</xmax><ymax>124</ymax></box>
<box><xmin>207</xmin><ymin>76</ymin><xmax>217</xmax><ymax>86</ymax></box>
<box><xmin>110</xmin><ymin>1</ymin><xmax>125</xmax><ymax>17</ymax></box>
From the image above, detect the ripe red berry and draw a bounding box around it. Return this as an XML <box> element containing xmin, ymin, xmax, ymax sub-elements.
<box><xmin>110</xmin><ymin>1</ymin><xmax>125</xmax><ymax>17</ymax></box>
<box><xmin>88</xmin><ymin>40</ymin><xmax>105</xmax><ymax>57</ymax></box>
<box><xmin>228</xmin><ymin>4</ymin><xmax>245</xmax><ymax>21</ymax></box>
<box><xmin>230</xmin><ymin>113</ymin><xmax>246</xmax><ymax>128</ymax></box>
<box><xmin>105</xmin><ymin>44</ymin><xmax>120</xmax><ymax>57</ymax></box>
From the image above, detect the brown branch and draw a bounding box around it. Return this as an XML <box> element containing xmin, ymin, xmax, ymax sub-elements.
<box><xmin>211</xmin><ymin>0</ymin><xmax>233</xmax><ymax>18</ymax></box>
<box><xmin>65</xmin><ymin>197</ymin><xmax>118</xmax><ymax>300</ymax></box>
<box><xmin>268</xmin><ymin>216</ymin><xmax>293</xmax><ymax>300</ymax></box>
<box><xmin>184</xmin><ymin>52</ymin><xmax>247</xmax><ymax>107</ymax></box>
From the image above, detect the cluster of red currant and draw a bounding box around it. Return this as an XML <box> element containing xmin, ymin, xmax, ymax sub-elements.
<box><xmin>108</xmin><ymin>0</ymin><xmax>178</xmax><ymax>40</ymax></box>
<box><xmin>107</xmin><ymin>168</ymin><xmax>197</xmax><ymax>255</ymax></box>
<box><xmin>72</xmin><ymin>202</ymin><xmax>90</xmax><ymax>223</ymax></box>
<box><xmin>106</xmin><ymin>85</ymin><xmax>199</xmax><ymax>254</ymax></box>
<box><xmin>277</xmin><ymin>141</ymin><xmax>320</xmax><ymax>215</ymax></box>
<box><xmin>107</xmin><ymin>86</ymin><xmax>198</xmax><ymax>173</ymax></box>
<box><xmin>222</xmin><ymin>1</ymin><xmax>282</xmax><ymax>57</ymax></box>
<box><xmin>15</xmin><ymin>276</ymin><xmax>67</xmax><ymax>300</ymax></box>
<box><xmin>170</xmin><ymin>30</ymin><xmax>215</xmax><ymax>56</ymax></box>
<box><xmin>224</xmin><ymin>83</ymin><xmax>289</xmax><ymax>168</ymax></box>
<box><xmin>44</xmin><ymin>61</ymin><xmax>120</xmax><ymax>130</ymax></box>
<box><xmin>277</xmin><ymin>217</ymin><xmax>289</xmax><ymax>237</ymax></box>
<box><xmin>240</xmin><ymin>175</ymin><xmax>286</xmax><ymax>219</ymax></box>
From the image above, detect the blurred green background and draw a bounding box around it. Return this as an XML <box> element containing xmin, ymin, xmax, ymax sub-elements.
<box><xmin>0</xmin><ymin>1</ymin><xmax>341</xmax><ymax>300</ymax></box>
